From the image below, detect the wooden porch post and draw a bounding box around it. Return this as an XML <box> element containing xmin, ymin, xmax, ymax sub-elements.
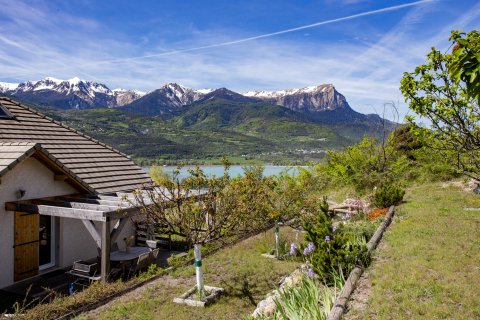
<box><xmin>101</xmin><ymin>218</ymin><xmax>111</xmax><ymax>282</ymax></box>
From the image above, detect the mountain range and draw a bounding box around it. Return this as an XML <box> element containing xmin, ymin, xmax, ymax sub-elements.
<box><xmin>1</xmin><ymin>77</ymin><xmax>371</xmax><ymax>121</ymax></box>
<box><xmin>0</xmin><ymin>77</ymin><xmax>144</xmax><ymax>109</ymax></box>
<box><xmin>0</xmin><ymin>77</ymin><xmax>394</xmax><ymax>164</ymax></box>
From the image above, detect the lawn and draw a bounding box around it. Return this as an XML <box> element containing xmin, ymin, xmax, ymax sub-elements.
<box><xmin>346</xmin><ymin>181</ymin><xmax>480</xmax><ymax>319</ymax></box>
<box><xmin>78</xmin><ymin>226</ymin><xmax>301</xmax><ymax>320</ymax></box>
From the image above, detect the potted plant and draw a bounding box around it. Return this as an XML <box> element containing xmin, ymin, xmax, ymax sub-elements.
<box><xmin>123</xmin><ymin>235</ymin><xmax>135</xmax><ymax>253</ymax></box>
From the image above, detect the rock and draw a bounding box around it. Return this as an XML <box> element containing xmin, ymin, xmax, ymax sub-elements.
<box><xmin>263</xmin><ymin>300</ymin><xmax>277</xmax><ymax>316</ymax></box>
<box><xmin>251</xmin><ymin>266</ymin><xmax>308</xmax><ymax>318</ymax></box>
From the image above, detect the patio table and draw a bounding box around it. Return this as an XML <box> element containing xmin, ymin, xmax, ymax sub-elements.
<box><xmin>110</xmin><ymin>246</ymin><xmax>151</xmax><ymax>262</ymax></box>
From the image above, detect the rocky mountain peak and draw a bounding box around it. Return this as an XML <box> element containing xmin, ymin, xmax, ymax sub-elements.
<box><xmin>113</xmin><ymin>88</ymin><xmax>146</xmax><ymax>107</ymax></box>
<box><xmin>244</xmin><ymin>83</ymin><xmax>350</xmax><ymax>113</ymax></box>
<box><xmin>198</xmin><ymin>87</ymin><xmax>260</xmax><ymax>104</ymax></box>
<box><xmin>1</xmin><ymin>78</ymin><xmax>354</xmax><ymax>116</ymax></box>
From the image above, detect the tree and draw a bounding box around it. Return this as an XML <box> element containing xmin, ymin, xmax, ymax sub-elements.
<box><xmin>132</xmin><ymin>162</ymin><xmax>278</xmax><ymax>299</ymax></box>
<box><xmin>449</xmin><ymin>30</ymin><xmax>480</xmax><ymax>104</ymax></box>
<box><xmin>133</xmin><ymin>162</ymin><xmax>244</xmax><ymax>299</ymax></box>
<box><xmin>400</xmin><ymin>30</ymin><xmax>480</xmax><ymax>179</ymax></box>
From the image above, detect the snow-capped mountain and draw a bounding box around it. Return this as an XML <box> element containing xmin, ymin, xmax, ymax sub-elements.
<box><xmin>244</xmin><ymin>84</ymin><xmax>350</xmax><ymax>113</ymax></box>
<box><xmin>121</xmin><ymin>84</ymin><xmax>352</xmax><ymax>116</ymax></box>
<box><xmin>0</xmin><ymin>82</ymin><xmax>19</xmax><ymax>92</ymax></box>
<box><xmin>120</xmin><ymin>83</ymin><xmax>214</xmax><ymax>115</ymax></box>
<box><xmin>0</xmin><ymin>77</ymin><xmax>145</xmax><ymax>109</ymax></box>
<box><xmin>0</xmin><ymin>77</ymin><xmax>355</xmax><ymax>118</ymax></box>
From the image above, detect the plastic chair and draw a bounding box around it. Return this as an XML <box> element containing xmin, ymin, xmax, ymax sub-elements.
<box><xmin>149</xmin><ymin>248</ymin><xmax>160</xmax><ymax>264</ymax></box>
<box><xmin>127</xmin><ymin>252</ymin><xmax>151</xmax><ymax>278</ymax></box>
<box><xmin>111</xmin><ymin>242</ymin><xmax>119</xmax><ymax>252</ymax></box>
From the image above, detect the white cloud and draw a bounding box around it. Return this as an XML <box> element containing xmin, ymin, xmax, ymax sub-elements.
<box><xmin>0</xmin><ymin>0</ymin><xmax>479</xmax><ymax>122</ymax></box>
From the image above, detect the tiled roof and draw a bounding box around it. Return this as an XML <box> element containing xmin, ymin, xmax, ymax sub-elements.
<box><xmin>0</xmin><ymin>97</ymin><xmax>152</xmax><ymax>194</ymax></box>
<box><xmin>0</xmin><ymin>142</ymin><xmax>37</xmax><ymax>178</ymax></box>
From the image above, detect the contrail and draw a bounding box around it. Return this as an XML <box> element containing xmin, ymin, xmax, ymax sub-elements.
<box><xmin>1</xmin><ymin>0</ymin><xmax>436</xmax><ymax>78</ymax></box>
<box><xmin>98</xmin><ymin>0</ymin><xmax>436</xmax><ymax>65</ymax></box>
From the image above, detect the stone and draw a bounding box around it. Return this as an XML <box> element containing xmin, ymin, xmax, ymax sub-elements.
<box><xmin>173</xmin><ymin>285</ymin><xmax>224</xmax><ymax>308</ymax></box>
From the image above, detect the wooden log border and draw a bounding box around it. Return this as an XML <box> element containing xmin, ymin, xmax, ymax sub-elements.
<box><xmin>327</xmin><ymin>205</ymin><xmax>395</xmax><ymax>320</ymax></box>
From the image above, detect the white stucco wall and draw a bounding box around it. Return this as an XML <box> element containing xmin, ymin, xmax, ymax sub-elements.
<box><xmin>0</xmin><ymin>156</ymin><xmax>135</xmax><ymax>288</ymax></box>
<box><xmin>0</xmin><ymin>157</ymin><xmax>77</xmax><ymax>288</ymax></box>
<box><xmin>59</xmin><ymin>218</ymin><xmax>134</xmax><ymax>267</ymax></box>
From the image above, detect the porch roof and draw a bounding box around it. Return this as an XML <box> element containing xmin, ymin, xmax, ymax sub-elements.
<box><xmin>5</xmin><ymin>192</ymin><xmax>154</xmax><ymax>221</ymax></box>
<box><xmin>5</xmin><ymin>188</ymin><xmax>206</xmax><ymax>221</ymax></box>
<box><xmin>5</xmin><ymin>188</ymin><xmax>206</xmax><ymax>283</ymax></box>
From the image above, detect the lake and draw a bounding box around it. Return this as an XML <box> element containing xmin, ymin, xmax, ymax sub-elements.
<box><xmin>143</xmin><ymin>165</ymin><xmax>304</xmax><ymax>180</ymax></box>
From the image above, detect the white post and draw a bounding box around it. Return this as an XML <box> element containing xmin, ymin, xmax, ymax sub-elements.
<box><xmin>274</xmin><ymin>222</ymin><xmax>280</xmax><ymax>258</ymax></box>
<box><xmin>194</xmin><ymin>243</ymin><xmax>204</xmax><ymax>300</ymax></box>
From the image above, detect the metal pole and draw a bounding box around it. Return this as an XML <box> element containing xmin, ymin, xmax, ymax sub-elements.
<box><xmin>194</xmin><ymin>243</ymin><xmax>204</xmax><ymax>300</ymax></box>
<box><xmin>274</xmin><ymin>222</ymin><xmax>280</xmax><ymax>258</ymax></box>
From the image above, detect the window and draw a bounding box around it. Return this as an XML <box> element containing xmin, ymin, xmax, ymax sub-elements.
<box><xmin>0</xmin><ymin>102</ymin><xmax>15</xmax><ymax>119</ymax></box>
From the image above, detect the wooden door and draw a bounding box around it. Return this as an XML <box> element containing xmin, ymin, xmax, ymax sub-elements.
<box><xmin>14</xmin><ymin>212</ymin><xmax>39</xmax><ymax>281</ymax></box>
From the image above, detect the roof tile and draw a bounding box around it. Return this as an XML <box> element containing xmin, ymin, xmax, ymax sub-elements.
<box><xmin>0</xmin><ymin>97</ymin><xmax>152</xmax><ymax>193</ymax></box>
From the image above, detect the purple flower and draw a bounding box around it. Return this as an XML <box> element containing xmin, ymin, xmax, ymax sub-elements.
<box><xmin>289</xmin><ymin>242</ymin><xmax>298</xmax><ymax>256</ymax></box>
<box><xmin>325</xmin><ymin>235</ymin><xmax>331</xmax><ymax>242</ymax></box>
<box><xmin>303</xmin><ymin>242</ymin><xmax>315</xmax><ymax>255</ymax></box>
<box><xmin>307</xmin><ymin>267</ymin><xmax>315</xmax><ymax>278</ymax></box>
<box><xmin>333</xmin><ymin>225</ymin><xmax>337</xmax><ymax>232</ymax></box>
<box><xmin>341</xmin><ymin>213</ymin><xmax>351</xmax><ymax>221</ymax></box>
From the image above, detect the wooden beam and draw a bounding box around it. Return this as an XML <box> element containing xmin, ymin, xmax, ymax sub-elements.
<box><xmin>54</xmin><ymin>174</ymin><xmax>67</xmax><ymax>181</ymax></box>
<box><xmin>58</xmin><ymin>196</ymin><xmax>126</xmax><ymax>207</ymax></box>
<box><xmin>104</xmin><ymin>206</ymin><xmax>141</xmax><ymax>220</ymax></box>
<box><xmin>101</xmin><ymin>219</ymin><xmax>111</xmax><ymax>283</ymax></box>
<box><xmin>29</xmin><ymin>198</ymin><xmax>122</xmax><ymax>212</ymax></box>
<box><xmin>5</xmin><ymin>202</ymin><xmax>106</xmax><ymax>221</ymax></box>
<box><xmin>85</xmin><ymin>194</ymin><xmax>127</xmax><ymax>201</ymax></box>
<box><xmin>81</xmin><ymin>220</ymin><xmax>101</xmax><ymax>248</ymax></box>
<box><xmin>110</xmin><ymin>217</ymin><xmax>129</xmax><ymax>244</ymax></box>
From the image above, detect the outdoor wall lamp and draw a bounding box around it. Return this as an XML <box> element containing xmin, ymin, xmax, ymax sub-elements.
<box><xmin>16</xmin><ymin>189</ymin><xmax>26</xmax><ymax>199</ymax></box>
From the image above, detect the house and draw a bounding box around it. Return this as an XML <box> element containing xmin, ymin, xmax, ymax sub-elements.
<box><xmin>0</xmin><ymin>97</ymin><xmax>152</xmax><ymax>288</ymax></box>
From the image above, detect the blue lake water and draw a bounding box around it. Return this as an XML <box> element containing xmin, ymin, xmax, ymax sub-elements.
<box><xmin>144</xmin><ymin>165</ymin><xmax>304</xmax><ymax>180</ymax></box>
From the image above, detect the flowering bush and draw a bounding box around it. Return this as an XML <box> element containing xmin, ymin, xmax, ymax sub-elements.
<box><xmin>302</xmin><ymin>197</ymin><xmax>368</xmax><ymax>285</ymax></box>
<box><xmin>368</xmin><ymin>207</ymin><xmax>389</xmax><ymax>220</ymax></box>
<box><xmin>289</xmin><ymin>242</ymin><xmax>298</xmax><ymax>256</ymax></box>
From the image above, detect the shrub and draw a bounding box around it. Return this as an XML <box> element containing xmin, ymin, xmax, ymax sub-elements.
<box><xmin>167</xmin><ymin>251</ymin><xmax>192</xmax><ymax>268</ymax></box>
<box><xmin>342</xmin><ymin>220</ymin><xmax>379</xmax><ymax>239</ymax></box>
<box><xmin>373</xmin><ymin>183</ymin><xmax>405</xmax><ymax>208</ymax></box>
<box><xmin>302</xmin><ymin>198</ymin><xmax>368</xmax><ymax>285</ymax></box>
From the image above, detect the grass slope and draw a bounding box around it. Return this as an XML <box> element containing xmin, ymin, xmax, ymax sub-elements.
<box><xmin>347</xmin><ymin>182</ymin><xmax>480</xmax><ymax>319</ymax></box>
<box><xmin>80</xmin><ymin>226</ymin><xmax>300</xmax><ymax>320</ymax></box>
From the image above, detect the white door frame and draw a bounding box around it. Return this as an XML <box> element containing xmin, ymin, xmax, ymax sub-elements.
<box><xmin>39</xmin><ymin>215</ymin><xmax>56</xmax><ymax>271</ymax></box>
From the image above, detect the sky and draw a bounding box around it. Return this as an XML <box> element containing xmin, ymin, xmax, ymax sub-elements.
<box><xmin>0</xmin><ymin>0</ymin><xmax>479</xmax><ymax>119</ymax></box>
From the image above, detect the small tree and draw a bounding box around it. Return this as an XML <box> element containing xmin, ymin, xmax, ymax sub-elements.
<box><xmin>400</xmin><ymin>30</ymin><xmax>480</xmax><ymax>179</ymax></box>
<box><xmin>133</xmin><ymin>162</ymin><xmax>278</xmax><ymax>299</ymax></box>
<box><xmin>133</xmin><ymin>162</ymin><xmax>246</xmax><ymax>299</ymax></box>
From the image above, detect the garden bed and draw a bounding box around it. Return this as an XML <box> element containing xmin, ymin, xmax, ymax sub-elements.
<box><xmin>75</xmin><ymin>226</ymin><xmax>300</xmax><ymax>320</ymax></box>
